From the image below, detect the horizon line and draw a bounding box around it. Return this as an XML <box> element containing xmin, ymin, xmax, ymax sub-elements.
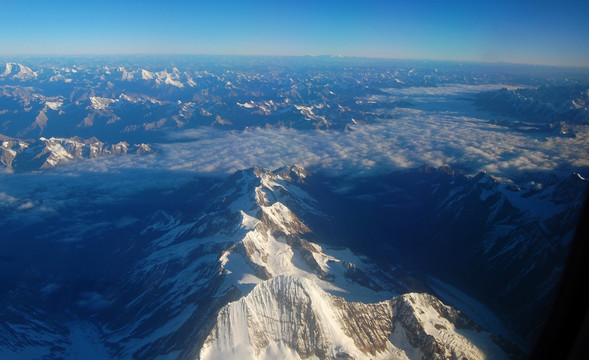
<box><xmin>1</xmin><ymin>53</ymin><xmax>588</xmax><ymax>69</ymax></box>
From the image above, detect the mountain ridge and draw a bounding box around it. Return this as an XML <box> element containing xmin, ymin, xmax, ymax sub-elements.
<box><xmin>0</xmin><ymin>134</ymin><xmax>152</xmax><ymax>171</ymax></box>
<box><xmin>0</xmin><ymin>165</ymin><xmax>524</xmax><ymax>359</ymax></box>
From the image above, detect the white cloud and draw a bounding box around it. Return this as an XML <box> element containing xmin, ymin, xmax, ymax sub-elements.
<box><xmin>146</xmin><ymin>107</ymin><xmax>588</xmax><ymax>179</ymax></box>
<box><xmin>35</xmin><ymin>83</ymin><xmax>587</xmax><ymax>180</ymax></box>
<box><xmin>16</xmin><ymin>201</ymin><xmax>34</xmax><ymax>210</ymax></box>
<box><xmin>2</xmin><ymin>83</ymin><xmax>588</xmax><ymax>227</ymax></box>
<box><xmin>0</xmin><ymin>192</ymin><xmax>19</xmax><ymax>205</ymax></box>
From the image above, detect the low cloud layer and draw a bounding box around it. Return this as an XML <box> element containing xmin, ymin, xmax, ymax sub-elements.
<box><xmin>153</xmin><ymin>110</ymin><xmax>588</xmax><ymax>177</ymax></box>
<box><xmin>148</xmin><ymin>85</ymin><xmax>588</xmax><ymax>178</ymax></box>
<box><xmin>2</xmin><ymin>84</ymin><xmax>588</xmax><ymax>226</ymax></box>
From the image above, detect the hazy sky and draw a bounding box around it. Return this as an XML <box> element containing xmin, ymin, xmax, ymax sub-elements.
<box><xmin>1</xmin><ymin>0</ymin><xmax>588</xmax><ymax>66</ymax></box>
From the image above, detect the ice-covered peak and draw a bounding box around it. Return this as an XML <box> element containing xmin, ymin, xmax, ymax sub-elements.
<box><xmin>148</xmin><ymin>69</ymin><xmax>185</xmax><ymax>88</ymax></box>
<box><xmin>218</xmin><ymin>200</ymin><xmax>319</xmax><ymax>292</ymax></box>
<box><xmin>117</xmin><ymin>66</ymin><xmax>134</xmax><ymax>80</ymax></box>
<box><xmin>217</xmin><ymin>166</ymin><xmax>396</xmax><ymax>305</ymax></box>
<box><xmin>201</xmin><ymin>275</ymin><xmax>371</xmax><ymax>360</ymax></box>
<box><xmin>201</xmin><ymin>275</ymin><xmax>504</xmax><ymax>360</ymax></box>
<box><xmin>35</xmin><ymin>137</ymin><xmax>77</xmax><ymax>168</ymax></box>
<box><xmin>133</xmin><ymin>143</ymin><xmax>152</xmax><ymax>154</ymax></box>
<box><xmin>90</xmin><ymin>96</ymin><xmax>116</xmax><ymax>110</ymax></box>
<box><xmin>237</xmin><ymin>101</ymin><xmax>255</xmax><ymax>108</ymax></box>
<box><xmin>0</xmin><ymin>62</ymin><xmax>13</xmax><ymax>77</ymax></box>
<box><xmin>159</xmin><ymin>164</ymin><xmax>519</xmax><ymax>359</ymax></box>
<box><xmin>141</xmin><ymin>69</ymin><xmax>154</xmax><ymax>80</ymax></box>
<box><xmin>240</xmin><ymin>210</ymin><xmax>260</xmax><ymax>230</ymax></box>
<box><xmin>164</xmin><ymin>77</ymin><xmax>184</xmax><ymax>88</ymax></box>
<box><xmin>1</xmin><ymin>135</ymin><xmax>152</xmax><ymax>171</ymax></box>
<box><xmin>15</xmin><ymin>64</ymin><xmax>38</xmax><ymax>80</ymax></box>
<box><xmin>253</xmin><ymin>165</ymin><xmax>308</xmax><ymax>189</ymax></box>
<box><xmin>45</xmin><ymin>100</ymin><xmax>63</xmax><ymax>110</ymax></box>
<box><xmin>0</xmin><ymin>62</ymin><xmax>38</xmax><ymax>80</ymax></box>
<box><xmin>234</xmin><ymin>167</ymin><xmax>313</xmax><ymax>236</ymax></box>
<box><xmin>118</xmin><ymin>93</ymin><xmax>135</xmax><ymax>102</ymax></box>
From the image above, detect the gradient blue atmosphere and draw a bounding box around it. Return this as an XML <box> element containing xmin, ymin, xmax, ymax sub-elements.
<box><xmin>1</xmin><ymin>0</ymin><xmax>588</xmax><ymax>66</ymax></box>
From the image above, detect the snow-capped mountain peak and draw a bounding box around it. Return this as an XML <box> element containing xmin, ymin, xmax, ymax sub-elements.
<box><xmin>201</xmin><ymin>275</ymin><xmax>506</xmax><ymax>360</ymax></box>
<box><xmin>0</xmin><ymin>135</ymin><xmax>152</xmax><ymax>171</ymax></box>
<box><xmin>0</xmin><ymin>62</ymin><xmax>38</xmax><ymax>80</ymax></box>
<box><xmin>203</xmin><ymin>166</ymin><xmax>514</xmax><ymax>359</ymax></box>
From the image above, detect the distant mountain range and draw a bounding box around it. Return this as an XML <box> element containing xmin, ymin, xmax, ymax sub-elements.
<box><xmin>1</xmin><ymin>57</ymin><xmax>588</xmax><ymax>359</ymax></box>
<box><xmin>0</xmin><ymin>134</ymin><xmax>151</xmax><ymax>171</ymax></box>
<box><xmin>2</xmin><ymin>59</ymin><xmax>587</xmax><ymax>144</ymax></box>
<box><xmin>475</xmin><ymin>86</ymin><xmax>589</xmax><ymax>137</ymax></box>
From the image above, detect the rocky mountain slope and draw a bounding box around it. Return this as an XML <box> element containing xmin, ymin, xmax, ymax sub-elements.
<box><xmin>299</xmin><ymin>165</ymin><xmax>587</xmax><ymax>345</ymax></box>
<box><xmin>201</xmin><ymin>275</ymin><xmax>508</xmax><ymax>360</ymax></box>
<box><xmin>0</xmin><ymin>134</ymin><xmax>151</xmax><ymax>171</ymax></box>
<box><xmin>0</xmin><ymin>166</ymin><xmax>521</xmax><ymax>359</ymax></box>
<box><xmin>475</xmin><ymin>85</ymin><xmax>589</xmax><ymax>136</ymax></box>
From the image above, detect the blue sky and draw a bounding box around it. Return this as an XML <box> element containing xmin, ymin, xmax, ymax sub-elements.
<box><xmin>1</xmin><ymin>0</ymin><xmax>588</xmax><ymax>66</ymax></box>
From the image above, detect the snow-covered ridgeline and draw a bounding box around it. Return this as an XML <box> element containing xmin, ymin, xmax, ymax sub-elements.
<box><xmin>0</xmin><ymin>62</ymin><xmax>38</xmax><ymax>80</ymax></box>
<box><xmin>200</xmin><ymin>166</ymin><xmax>511</xmax><ymax>359</ymax></box>
<box><xmin>0</xmin><ymin>135</ymin><xmax>152</xmax><ymax>170</ymax></box>
<box><xmin>201</xmin><ymin>275</ymin><xmax>506</xmax><ymax>360</ymax></box>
